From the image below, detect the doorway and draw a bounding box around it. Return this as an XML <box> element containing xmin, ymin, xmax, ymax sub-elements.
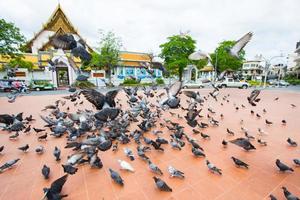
<box><xmin>56</xmin><ymin>67</ymin><xmax>69</xmax><ymax>87</ymax></box>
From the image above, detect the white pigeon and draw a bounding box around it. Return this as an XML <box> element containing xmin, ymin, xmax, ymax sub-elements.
<box><xmin>189</xmin><ymin>49</ymin><xmax>212</xmax><ymax>61</ymax></box>
<box><xmin>229</xmin><ymin>32</ymin><xmax>253</xmax><ymax>58</ymax></box>
<box><xmin>118</xmin><ymin>159</ymin><xmax>135</xmax><ymax>172</ymax></box>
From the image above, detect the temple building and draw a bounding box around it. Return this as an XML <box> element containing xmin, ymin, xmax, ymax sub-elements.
<box><xmin>0</xmin><ymin>4</ymin><xmax>163</xmax><ymax>87</ymax></box>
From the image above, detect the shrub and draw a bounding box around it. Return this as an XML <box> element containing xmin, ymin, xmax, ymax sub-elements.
<box><xmin>74</xmin><ymin>80</ymin><xmax>95</xmax><ymax>89</ymax></box>
<box><xmin>284</xmin><ymin>77</ymin><xmax>300</xmax><ymax>85</ymax></box>
<box><xmin>247</xmin><ymin>80</ymin><xmax>261</xmax><ymax>86</ymax></box>
<box><xmin>123</xmin><ymin>78</ymin><xmax>139</xmax><ymax>85</ymax></box>
<box><xmin>156</xmin><ymin>78</ymin><xmax>164</xmax><ymax>85</ymax></box>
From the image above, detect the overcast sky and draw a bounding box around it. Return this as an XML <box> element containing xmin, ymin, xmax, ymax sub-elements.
<box><xmin>1</xmin><ymin>0</ymin><xmax>299</xmax><ymax>62</ymax></box>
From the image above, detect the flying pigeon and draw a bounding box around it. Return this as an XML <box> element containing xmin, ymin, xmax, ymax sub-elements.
<box><xmin>43</xmin><ymin>174</ymin><xmax>68</xmax><ymax>200</ymax></box>
<box><xmin>160</xmin><ymin>81</ymin><xmax>182</xmax><ymax>108</ymax></box>
<box><xmin>247</xmin><ymin>89</ymin><xmax>260</xmax><ymax>106</ymax></box>
<box><xmin>51</xmin><ymin>34</ymin><xmax>91</xmax><ymax>62</ymax></box>
<box><xmin>228</xmin><ymin>32</ymin><xmax>253</xmax><ymax>58</ymax></box>
<box><xmin>230</xmin><ymin>138</ymin><xmax>256</xmax><ymax>151</ymax></box>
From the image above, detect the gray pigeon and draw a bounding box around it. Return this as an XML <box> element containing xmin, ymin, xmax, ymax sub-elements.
<box><xmin>282</xmin><ymin>186</ymin><xmax>300</xmax><ymax>200</ymax></box>
<box><xmin>43</xmin><ymin>174</ymin><xmax>68</xmax><ymax>200</ymax></box>
<box><xmin>206</xmin><ymin>160</ymin><xmax>222</xmax><ymax>175</ymax></box>
<box><xmin>42</xmin><ymin>164</ymin><xmax>50</xmax><ymax>179</ymax></box>
<box><xmin>0</xmin><ymin>158</ymin><xmax>20</xmax><ymax>172</ymax></box>
<box><xmin>109</xmin><ymin>168</ymin><xmax>124</xmax><ymax>186</ymax></box>
<box><xmin>62</xmin><ymin>164</ymin><xmax>78</xmax><ymax>175</ymax></box>
<box><xmin>147</xmin><ymin>160</ymin><xmax>163</xmax><ymax>175</ymax></box>
<box><xmin>269</xmin><ymin>194</ymin><xmax>277</xmax><ymax>200</ymax></box>
<box><xmin>231</xmin><ymin>157</ymin><xmax>249</xmax><ymax>169</ymax></box>
<box><xmin>53</xmin><ymin>146</ymin><xmax>61</xmax><ymax>161</ymax></box>
<box><xmin>168</xmin><ymin>166</ymin><xmax>184</xmax><ymax>179</ymax></box>
<box><xmin>276</xmin><ymin>159</ymin><xmax>294</xmax><ymax>172</ymax></box>
<box><xmin>160</xmin><ymin>81</ymin><xmax>182</xmax><ymax>108</ymax></box>
<box><xmin>153</xmin><ymin>176</ymin><xmax>172</xmax><ymax>192</ymax></box>
<box><xmin>293</xmin><ymin>159</ymin><xmax>300</xmax><ymax>166</ymax></box>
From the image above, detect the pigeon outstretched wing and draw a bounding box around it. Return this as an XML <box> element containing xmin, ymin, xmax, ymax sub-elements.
<box><xmin>230</xmin><ymin>32</ymin><xmax>253</xmax><ymax>57</ymax></box>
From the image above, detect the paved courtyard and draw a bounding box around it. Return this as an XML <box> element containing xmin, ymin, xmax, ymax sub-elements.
<box><xmin>0</xmin><ymin>88</ymin><xmax>299</xmax><ymax>200</ymax></box>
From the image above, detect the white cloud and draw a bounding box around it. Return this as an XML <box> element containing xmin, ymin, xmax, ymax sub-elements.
<box><xmin>0</xmin><ymin>0</ymin><xmax>299</xmax><ymax>61</ymax></box>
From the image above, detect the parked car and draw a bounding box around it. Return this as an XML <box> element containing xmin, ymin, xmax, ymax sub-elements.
<box><xmin>278</xmin><ymin>80</ymin><xmax>289</xmax><ymax>87</ymax></box>
<box><xmin>215</xmin><ymin>78</ymin><xmax>249</xmax><ymax>89</ymax></box>
<box><xmin>30</xmin><ymin>80</ymin><xmax>55</xmax><ymax>91</ymax></box>
<box><xmin>268</xmin><ymin>79</ymin><xmax>278</xmax><ymax>85</ymax></box>
<box><xmin>183</xmin><ymin>81</ymin><xmax>204</xmax><ymax>89</ymax></box>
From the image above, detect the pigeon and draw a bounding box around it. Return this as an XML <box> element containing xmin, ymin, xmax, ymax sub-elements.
<box><xmin>257</xmin><ymin>139</ymin><xmax>267</xmax><ymax>146</ymax></box>
<box><xmin>35</xmin><ymin>145</ymin><xmax>45</xmax><ymax>154</ymax></box>
<box><xmin>293</xmin><ymin>159</ymin><xmax>300</xmax><ymax>166</ymax></box>
<box><xmin>82</xmin><ymin>89</ymin><xmax>120</xmax><ymax>121</ymax></box>
<box><xmin>291</xmin><ymin>104</ymin><xmax>296</xmax><ymax>108</ymax></box>
<box><xmin>147</xmin><ymin>160</ymin><xmax>163</xmax><ymax>175</ymax></box>
<box><xmin>247</xmin><ymin>89</ymin><xmax>260</xmax><ymax>106</ymax></box>
<box><xmin>275</xmin><ymin>159</ymin><xmax>294</xmax><ymax>172</ymax></box>
<box><xmin>51</xmin><ymin>34</ymin><xmax>91</xmax><ymax>62</ymax></box>
<box><xmin>282</xmin><ymin>120</ymin><xmax>287</xmax><ymax>125</ymax></box>
<box><xmin>231</xmin><ymin>157</ymin><xmax>249</xmax><ymax>169</ymax></box>
<box><xmin>265</xmin><ymin>119</ymin><xmax>273</xmax><ymax>125</ymax></box>
<box><xmin>43</xmin><ymin>174</ymin><xmax>68</xmax><ymax>200</ymax></box>
<box><xmin>200</xmin><ymin>132</ymin><xmax>210</xmax><ymax>140</ymax></box>
<box><xmin>230</xmin><ymin>138</ymin><xmax>256</xmax><ymax>151</ymax></box>
<box><xmin>109</xmin><ymin>168</ymin><xmax>124</xmax><ymax>186</ymax></box>
<box><xmin>282</xmin><ymin>186</ymin><xmax>300</xmax><ymax>200</ymax></box>
<box><xmin>62</xmin><ymin>164</ymin><xmax>78</xmax><ymax>175</ymax></box>
<box><xmin>38</xmin><ymin>133</ymin><xmax>48</xmax><ymax>141</ymax></box>
<box><xmin>53</xmin><ymin>146</ymin><xmax>61</xmax><ymax>161</ymax></box>
<box><xmin>9</xmin><ymin>132</ymin><xmax>19</xmax><ymax>140</ymax></box>
<box><xmin>0</xmin><ymin>145</ymin><xmax>4</xmax><ymax>153</ymax></box>
<box><xmin>168</xmin><ymin>166</ymin><xmax>185</xmax><ymax>179</ymax></box>
<box><xmin>229</xmin><ymin>32</ymin><xmax>253</xmax><ymax>58</ymax></box>
<box><xmin>183</xmin><ymin>91</ymin><xmax>204</xmax><ymax>103</ymax></box>
<box><xmin>112</xmin><ymin>142</ymin><xmax>118</xmax><ymax>152</ymax></box>
<box><xmin>153</xmin><ymin>176</ymin><xmax>172</xmax><ymax>192</ymax></box>
<box><xmin>23</xmin><ymin>125</ymin><xmax>31</xmax><ymax>133</ymax></box>
<box><xmin>206</xmin><ymin>160</ymin><xmax>222</xmax><ymax>175</ymax></box>
<box><xmin>287</xmin><ymin>138</ymin><xmax>297</xmax><ymax>147</ymax></box>
<box><xmin>124</xmin><ymin>148</ymin><xmax>135</xmax><ymax>161</ymax></box>
<box><xmin>18</xmin><ymin>144</ymin><xmax>29</xmax><ymax>152</ymax></box>
<box><xmin>160</xmin><ymin>81</ymin><xmax>182</xmax><ymax>108</ymax></box>
<box><xmin>192</xmin><ymin>147</ymin><xmax>206</xmax><ymax>157</ymax></box>
<box><xmin>118</xmin><ymin>159</ymin><xmax>135</xmax><ymax>172</ymax></box>
<box><xmin>222</xmin><ymin>140</ymin><xmax>228</xmax><ymax>147</ymax></box>
<box><xmin>42</xmin><ymin>164</ymin><xmax>50</xmax><ymax>179</ymax></box>
<box><xmin>227</xmin><ymin>128</ymin><xmax>235</xmax><ymax>136</ymax></box>
<box><xmin>0</xmin><ymin>158</ymin><xmax>20</xmax><ymax>172</ymax></box>
<box><xmin>269</xmin><ymin>194</ymin><xmax>277</xmax><ymax>200</ymax></box>
<box><xmin>33</xmin><ymin>127</ymin><xmax>45</xmax><ymax>133</ymax></box>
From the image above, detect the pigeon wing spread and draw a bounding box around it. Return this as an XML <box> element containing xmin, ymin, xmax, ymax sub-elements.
<box><xmin>230</xmin><ymin>32</ymin><xmax>253</xmax><ymax>57</ymax></box>
<box><xmin>82</xmin><ymin>89</ymin><xmax>106</xmax><ymax>110</ymax></box>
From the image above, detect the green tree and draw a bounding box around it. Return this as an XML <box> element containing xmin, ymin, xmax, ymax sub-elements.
<box><xmin>8</xmin><ymin>57</ymin><xmax>34</xmax><ymax>71</ymax></box>
<box><xmin>90</xmin><ymin>30</ymin><xmax>122</xmax><ymax>85</ymax></box>
<box><xmin>159</xmin><ymin>34</ymin><xmax>196</xmax><ymax>81</ymax></box>
<box><xmin>0</xmin><ymin>19</ymin><xmax>26</xmax><ymax>57</ymax></box>
<box><xmin>210</xmin><ymin>40</ymin><xmax>245</xmax><ymax>72</ymax></box>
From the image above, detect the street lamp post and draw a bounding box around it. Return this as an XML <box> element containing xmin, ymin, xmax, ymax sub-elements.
<box><xmin>262</xmin><ymin>55</ymin><xmax>285</xmax><ymax>88</ymax></box>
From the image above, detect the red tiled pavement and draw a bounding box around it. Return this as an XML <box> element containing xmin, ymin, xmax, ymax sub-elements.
<box><xmin>0</xmin><ymin>88</ymin><xmax>299</xmax><ymax>200</ymax></box>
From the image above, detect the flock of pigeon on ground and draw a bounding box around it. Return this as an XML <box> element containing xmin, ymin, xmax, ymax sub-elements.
<box><xmin>0</xmin><ymin>32</ymin><xmax>299</xmax><ymax>200</ymax></box>
<box><xmin>0</xmin><ymin>83</ymin><xmax>299</xmax><ymax>200</ymax></box>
